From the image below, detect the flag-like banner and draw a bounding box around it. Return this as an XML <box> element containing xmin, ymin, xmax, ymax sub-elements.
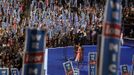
<box><xmin>63</xmin><ymin>61</ymin><xmax>74</xmax><ymax>75</ymax></box>
<box><xmin>99</xmin><ymin>0</ymin><xmax>122</xmax><ymax>75</ymax></box>
<box><xmin>22</xmin><ymin>28</ymin><xmax>46</xmax><ymax>75</ymax></box>
<box><xmin>11</xmin><ymin>68</ymin><xmax>19</xmax><ymax>75</ymax></box>
<box><xmin>74</xmin><ymin>68</ymin><xmax>79</xmax><ymax>75</ymax></box>
<box><xmin>0</xmin><ymin>68</ymin><xmax>9</xmax><ymax>75</ymax></box>
<box><xmin>88</xmin><ymin>52</ymin><xmax>97</xmax><ymax>75</ymax></box>
<box><xmin>121</xmin><ymin>65</ymin><xmax>129</xmax><ymax>75</ymax></box>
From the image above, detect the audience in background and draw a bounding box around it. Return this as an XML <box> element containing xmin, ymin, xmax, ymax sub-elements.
<box><xmin>0</xmin><ymin>0</ymin><xmax>134</xmax><ymax>71</ymax></box>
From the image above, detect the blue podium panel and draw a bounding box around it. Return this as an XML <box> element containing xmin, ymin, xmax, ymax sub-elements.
<box><xmin>0</xmin><ymin>68</ymin><xmax>9</xmax><ymax>75</ymax></box>
<box><xmin>23</xmin><ymin>64</ymin><xmax>43</xmax><ymax>75</ymax></box>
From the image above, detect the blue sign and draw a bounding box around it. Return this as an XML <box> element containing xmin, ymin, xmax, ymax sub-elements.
<box><xmin>99</xmin><ymin>0</ymin><xmax>122</xmax><ymax>75</ymax></box>
<box><xmin>101</xmin><ymin>38</ymin><xmax>121</xmax><ymax>74</ymax></box>
<box><xmin>26</xmin><ymin>28</ymin><xmax>46</xmax><ymax>52</ymax></box>
<box><xmin>11</xmin><ymin>68</ymin><xmax>19</xmax><ymax>75</ymax></box>
<box><xmin>0</xmin><ymin>68</ymin><xmax>9</xmax><ymax>75</ymax></box>
<box><xmin>23</xmin><ymin>64</ymin><xmax>43</xmax><ymax>75</ymax></box>
<box><xmin>63</xmin><ymin>61</ymin><xmax>74</xmax><ymax>75</ymax></box>
<box><xmin>121</xmin><ymin>65</ymin><xmax>129</xmax><ymax>75</ymax></box>
<box><xmin>22</xmin><ymin>28</ymin><xmax>46</xmax><ymax>75</ymax></box>
<box><xmin>88</xmin><ymin>52</ymin><xmax>97</xmax><ymax>75</ymax></box>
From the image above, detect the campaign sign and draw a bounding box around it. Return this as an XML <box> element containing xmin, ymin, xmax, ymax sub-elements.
<box><xmin>23</xmin><ymin>64</ymin><xmax>43</xmax><ymax>75</ymax></box>
<box><xmin>100</xmin><ymin>38</ymin><xmax>121</xmax><ymax>75</ymax></box>
<box><xmin>99</xmin><ymin>0</ymin><xmax>122</xmax><ymax>75</ymax></box>
<box><xmin>25</xmin><ymin>28</ymin><xmax>46</xmax><ymax>52</ymax></box>
<box><xmin>23</xmin><ymin>53</ymin><xmax>44</xmax><ymax>75</ymax></box>
<box><xmin>73</xmin><ymin>68</ymin><xmax>79</xmax><ymax>75</ymax></box>
<box><xmin>88</xmin><ymin>52</ymin><xmax>97</xmax><ymax>75</ymax></box>
<box><xmin>63</xmin><ymin>61</ymin><xmax>74</xmax><ymax>75</ymax></box>
<box><xmin>0</xmin><ymin>68</ymin><xmax>9</xmax><ymax>75</ymax></box>
<box><xmin>22</xmin><ymin>28</ymin><xmax>46</xmax><ymax>75</ymax></box>
<box><xmin>24</xmin><ymin>52</ymin><xmax>44</xmax><ymax>64</ymax></box>
<box><xmin>121</xmin><ymin>65</ymin><xmax>129</xmax><ymax>75</ymax></box>
<box><xmin>11</xmin><ymin>68</ymin><xmax>19</xmax><ymax>75</ymax></box>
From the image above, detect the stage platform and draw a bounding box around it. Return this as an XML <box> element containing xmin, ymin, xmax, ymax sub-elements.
<box><xmin>47</xmin><ymin>45</ymin><xmax>134</xmax><ymax>75</ymax></box>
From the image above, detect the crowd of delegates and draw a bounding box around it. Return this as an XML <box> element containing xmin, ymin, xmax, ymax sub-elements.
<box><xmin>0</xmin><ymin>0</ymin><xmax>134</xmax><ymax>71</ymax></box>
<box><xmin>0</xmin><ymin>0</ymin><xmax>25</xmax><ymax>70</ymax></box>
<box><xmin>122</xmin><ymin>6</ymin><xmax>134</xmax><ymax>38</ymax></box>
<box><xmin>0</xmin><ymin>0</ymin><xmax>103</xmax><ymax>70</ymax></box>
<box><xmin>28</xmin><ymin>0</ymin><xmax>103</xmax><ymax>47</ymax></box>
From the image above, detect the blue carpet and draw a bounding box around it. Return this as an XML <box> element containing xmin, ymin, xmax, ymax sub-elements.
<box><xmin>47</xmin><ymin>45</ymin><xmax>134</xmax><ymax>75</ymax></box>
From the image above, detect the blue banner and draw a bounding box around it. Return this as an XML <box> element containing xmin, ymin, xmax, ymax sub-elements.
<box><xmin>88</xmin><ymin>52</ymin><xmax>97</xmax><ymax>75</ymax></box>
<box><xmin>23</xmin><ymin>64</ymin><xmax>43</xmax><ymax>75</ymax></box>
<box><xmin>22</xmin><ymin>28</ymin><xmax>46</xmax><ymax>75</ymax></box>
<box><xmin>63</xmin><ymin>61</ymin><xmax>74</xmax><ymax>75</ymax></box>
<box><xmin>0</xmin><ymin>68</ymin><xmax>9</xmax><ymax>75</ymax></box>
<box><xmin>26</xmin><ymin>28</ymin><xmax>46</xmax><ymax>52</ymax></box>
<box><xmin>11</xmin><ymin>68</ymin><xmax>19</xmax><ymax>75</ymax></box>
<box><xmin>99</xmin><ymin>0</ymin><xmax>122</xmax><ymax>75</ymax></box>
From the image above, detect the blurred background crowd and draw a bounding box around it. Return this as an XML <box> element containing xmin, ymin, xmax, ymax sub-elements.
<box><xmin>0</xmin><ymin>0</ymin><xmax>134</xmax><ymax>70</ymax></box>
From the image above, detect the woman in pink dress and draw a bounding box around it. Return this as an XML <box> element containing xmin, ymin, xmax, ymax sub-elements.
<box><xmin>75</xmin><ymin>43</ymin><xmax>83</xmax><ymax>68</ymax></box>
